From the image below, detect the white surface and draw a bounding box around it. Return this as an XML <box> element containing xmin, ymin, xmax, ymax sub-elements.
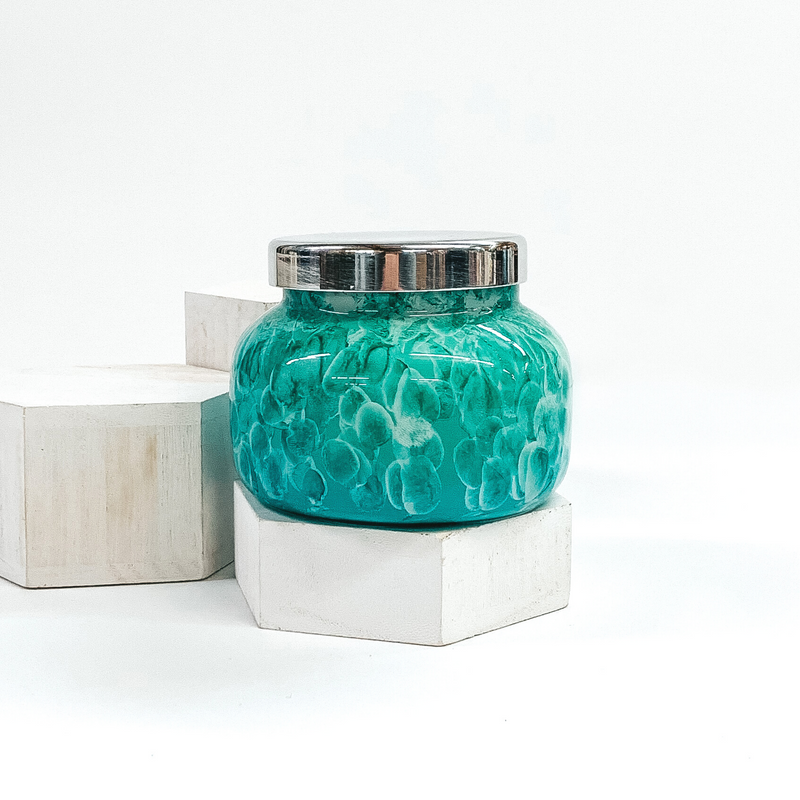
<box><xmin>235</xmin><ymin>482</ymin><xmax>570</xmax><ymax>645</ymax></box>
<box><xmin>0</xmin><ymin>1</ymin><xmax>798</xmax><ymax>796</ymax></box>
<box><xmin>187</xmin><ymin>281</ymin><xmax>282</xmax><ymax>304</ymax></box>
<box><xmin>0</xmin><ymin>364</ymin><xmax>232</xmax><ymax>407</ymax></box>
<box><xmin>185</xmin><ymin>289</ymin><xmax>279</xmax><ymax>372</ymax></box>
<box><xmin>0</xmin><ymin>383</ymin><xmax>797</xmax><ymax>797</ymax></box>
<box><xmin>0</xmin><ymin>365</ymin><xmax>236</xmax><ymax>587</ymax></box>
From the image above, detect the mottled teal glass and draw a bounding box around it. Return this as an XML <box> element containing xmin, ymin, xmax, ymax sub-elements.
<box><xmin>230</xmin><ymin>287</ymin><xmax>571</xmax><ymax>525</ymax></box>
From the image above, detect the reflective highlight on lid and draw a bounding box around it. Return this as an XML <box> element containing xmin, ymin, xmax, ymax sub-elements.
<box><xmin>269</xmin><ymin>231</ymin><xmax>526</xmax><ymax>291</ymax></box>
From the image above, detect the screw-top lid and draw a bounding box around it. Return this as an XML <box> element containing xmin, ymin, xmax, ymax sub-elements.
<box><xmin>269</xmin><ymin>231</ymin><xmax>526</xmax><ymax>291</ymax></box>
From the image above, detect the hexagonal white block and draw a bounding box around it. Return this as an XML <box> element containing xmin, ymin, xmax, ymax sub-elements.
<box><xmin>234</xmin><ymin>480</ymin><xmax>571</xmax><ymax>645</ymax></box>
<box><xmin>185</xmin><ymin>283</ymin><xmax>281</xmax><ymax>372</ymax></box>
<box><xmin>0</xmin><ymin>365</ymin><xmax>236</xmax><ymax>588</ymax></box>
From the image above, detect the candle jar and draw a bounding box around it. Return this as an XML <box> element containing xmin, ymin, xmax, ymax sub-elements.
<box><xmin>230</xmin><ymin>232</ymin><xmax>571</xmax><ymax>526</ymax></box>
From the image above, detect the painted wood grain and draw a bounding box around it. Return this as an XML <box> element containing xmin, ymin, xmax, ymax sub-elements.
<box><xmin>185</xmin><ymin>291</ymin><xmax>278</xmax><ymax>372</ymax></box>
<box><xmin>0</xmin><ymin>366</ymin><xmax>235</xmax><ymax>588</ymax></box>
<box><xmin>234</xmin><ymin>481</ymin><xmax>572</xmax><ymax>646</ymax></box>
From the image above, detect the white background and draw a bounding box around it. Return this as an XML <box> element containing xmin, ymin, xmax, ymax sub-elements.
<box><xmin>1</xmin><ymin>2</ymin><xmax>798</xmax><ymax>797</ymax></box>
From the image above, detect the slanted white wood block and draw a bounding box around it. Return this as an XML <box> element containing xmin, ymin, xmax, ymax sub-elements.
<box><xmin>234</xmin><ymin>480</ymin><xmax>571</xmax><ymax>646</ymax></box>
<box><xmin>185</xmin><ymin>282</ymin><xmax>281</xmax><ymax>372</ymax></box>
<box><xmin>0</xmin><ymin>365</ymin><xmax>236</xmax><ymax>588</ymax></box>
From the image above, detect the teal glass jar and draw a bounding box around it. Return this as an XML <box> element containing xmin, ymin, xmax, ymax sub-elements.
<box><xmin>230</xmin><ymin>232</ymin><xmax>571</xmax><ymax>526</ymax></box>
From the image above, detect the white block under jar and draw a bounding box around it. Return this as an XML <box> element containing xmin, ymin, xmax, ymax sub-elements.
<box><xmin>234</xmin><ymin>480</ymin><xmax>571</xmax><ymax>646</ymax></box>
<box><xmin>185</xmin><ymin>283</ymin><xmax>281</xmax><ymax>372</ymax></box>
<box><xmin>0</xmin><ymin>365</ymin><xmax>236</xmax><ymax>588</ymax></box>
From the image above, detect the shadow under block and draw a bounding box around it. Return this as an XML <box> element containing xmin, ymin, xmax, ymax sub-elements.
<box><xmin>234</xmin><ymin>481</ymin><xmax>571</xmax><ymax>646</ymax></box>
<box><xmin>0</xmin><ymin>365</ymin><xmax>236</xmax><ymax>588</ymax></box>
<box><xmin>185</xmin><ymin>284</ymin><xmax>281</xmax><ymax>372</ymax></box>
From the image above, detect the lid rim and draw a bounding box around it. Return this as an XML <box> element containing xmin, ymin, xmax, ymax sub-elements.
<box><xmin>268</xmin><ymin>231</ymin><xmax>527</xmax><ymax>291</ymax></box>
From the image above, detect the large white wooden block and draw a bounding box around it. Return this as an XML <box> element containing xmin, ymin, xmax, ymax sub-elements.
<box><xmin>0</xmin><ymin>365</ymin><xmax>236</xmax><ymax>588</ymax></box>
<box><xmin>185</xmin><ymin>283</ymin><xmax>281</xmax><ymax>372</ymax></box>
<box><xmin>234</xmin><ymin>480</ymin><xmax>571</xmax><ymax>646</ymax></box>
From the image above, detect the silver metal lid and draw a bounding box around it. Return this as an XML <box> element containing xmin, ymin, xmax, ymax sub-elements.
<box><xmin>268</xmin><ymin>231</ymin><xmax>526</xmax><ymax>291</ymax></box>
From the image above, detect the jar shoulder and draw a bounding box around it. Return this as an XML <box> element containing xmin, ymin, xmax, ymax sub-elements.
<box><xmin>231</xmin><ymin>302</ymin><xmax>291</xmax><ymax>370</ymax></box>
<box><xmin>492</xmin><ymin>303</ymin><xmax>570</xmax><ymax>360</ymax></box>
<box><xmin>233</xmin><ymin>300</ymin><xmax>569</xmax><ymax>365</ymax></box>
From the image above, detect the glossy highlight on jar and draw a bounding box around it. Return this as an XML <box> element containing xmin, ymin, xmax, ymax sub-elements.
<box><xmin>230</xmin><ymin>232</ymin><xmax>571</xmax><ymax>526</ymax></box>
